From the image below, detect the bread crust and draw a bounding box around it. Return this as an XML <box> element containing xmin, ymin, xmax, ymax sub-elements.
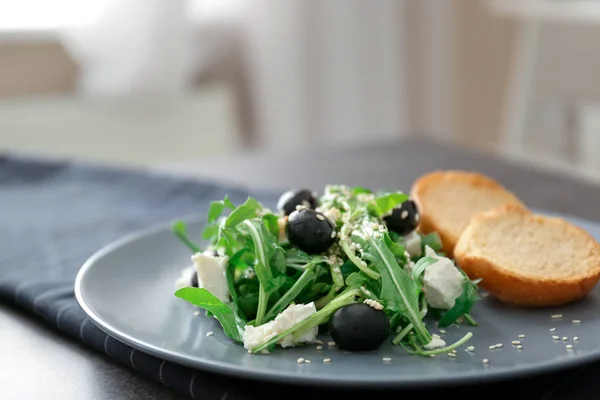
<box><xmin>455</xmin><ymin>206</ymin><xmax>600</xmax><ymax>306</ymax></box>
<box><xmin>411</xmin><ymin>170</ymin><xmax>525</xmax><ymax>257</ymax></box>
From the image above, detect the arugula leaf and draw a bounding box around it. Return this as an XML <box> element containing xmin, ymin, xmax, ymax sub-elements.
<box><xmin>368</xmin><ymin>192</ymin><xmax>409</xmax><ymax>217</ymax></box>
<box><xmin>420</xmin><ymin>232</ymin><xmax>443</xmax><ymax>252</ymax></box>
<box><xmin>208</xmin><ymin>196</ymin><xmax>235</xmax><ymax>223</ymax></box>
<box><xmin>359</xmin><ymin>231</ymin><xmax>431</xmax><ymax>344</ymax></box>
<box><xmin>351</xmin><ymin>186</ymin><xmax>373</xmax><ymax>195</ymax></box>
<box><xmin>172</xmin><ymin>221</ymin><xmax>201</xmax><ymax>253</ymax></box>
<box><xmin>411</xmin><ymin>256</ymin><xmax>438</xmax><ymax>281</ymax></box>
<box><xmin>265</xmin><ymin>263</ymin><xmax>317</xmax><ymax>320</ymax></box>
<box><xmin>175</xmin><ymin>287</ymin><xmax>245</xmax><ymax>343</ymax></box>
<box><xmin>224</xmin><ymin>197</ymin><xmax>262</xmax><ymax>229</ymax></box>
<box><xmin>437</xmin><ymin>272</ymin><xmax>480</xmax><ymax>328</ymax></box>
<box><xmin>262</xmin><ymin>214</ymin><xmax>280</xmax><ymax>242</ymax></box>
<box><xmin>383</xmin><ymin>234</ymin><xmax>408</xmax><ymax>264</ymax></box>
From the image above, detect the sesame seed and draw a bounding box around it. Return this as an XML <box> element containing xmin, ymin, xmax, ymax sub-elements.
<box><xmin>248</xmin><ymin>350</ymin><xmax>252</xmax><ymax>354</ymax></box>
<box><xmin>401</xmin><ymin>210</ymin><xmax>409</xmax><ymax>219</ymax></box>
<box><xmin>316</xmin><ymin>214</ymin><xmax>325</xmax><ymax>221</ymax></box>
<box><xmin>511</xmin><ymin>341</ymin><xmax>521</xmax><ymax>345</ymax></box>
<box><xmin>305</xmin><ymin>359</ymin><xmax>311</xmax><ymax>364</ymax></box>
<box><xmin>447</xmin><ymin>353</ymin><xmax>456</xmax><ymax>357</ymax></box>
<box><xmin>467</xmin><ymin>346</ymin><xmax>475</xmax><ymax>352</ymax></box>
<box><xmin>517</xmin><ymin>345</ymin><xmax>523</xmax><ymax>350</ymax></box>
<box><xmin>328</xmin><ymin>341</ymin><xmax>336</xmax><ymax>346</ymax></box>
<box><xmin>489</xmin><ymin>345</ymin><xmax>496</xmax><ymax>350</ymax></box>
<box><xmin>574</xmin><ymin>336</ymin><xmax>579</xmax><ymax>341</ymax></box>
<box><xmin>518</xmin><ymin>334</ymin><xmax>525</xmax><ymax>339</ymax></box>
<box><xmin>193</xmin><ymin>310</ymin><xmax>201</xmax><ymax>316</ymax></box>
<box><xmin>323</xmin><ymin>358</ymin><xmax>331</xmax><ymax>363</ymax></box>
<box><xmin>552</xmin><ymin>336</ymin><xmax>559</xmax><ymax>340</ymax></box>
<box><xmin>315</xmin><ymin>340</ymin><xmax>324</xmax><ymax>344</ymax></box>
<box><xmin>316</xmin><ymin>345</ymin><xmax>323</xmax><ymax>350</ymax></box>
<box><xmin>495</xmin><ymin>343</ymin><xmax>503</xmax><ymax>348</ymax></box>
<box><xmin>482</xmin><ymin>359</ymin><xmax>489</xmax><ymax>364</ymax></box>
<box><xmin>562</xmin><ymin>337</ymin><xmax>568</xmax><ymax>341</ymax></box>
<box><xmin>573</xmin><ymin>320</ymin><xmax>581</xmax><ymax>324</ymax></box>
<box><xmin>550</xmin><ymin>328</ymin><xmax>556</xmax><ymax>332</ymax></box>
<box><xmin>297</xmin><ymin>358</ymin><xmax>305</xmax><ymax>364</ymax></box>
<box><xmin>566</xmin><ymin>345</ymin><xmax>574</xmax><ymax>350</ymax></box>
<box><xmin>429</xmin><ymin>354</ymin><xmax>436</xmax><ymax>358</ymax></box>
<box><xmin>432</xmin><ymin>334</ymin><xmax>441</xmax><ymax>339</ymax></box>
<box><xmin>206</xmin><ymin>331</ymin><xmax>214</xmax><ymax>337</ymax></box>
<box><xmin>551</xmin><ymin>314</ymin><xmax>563</xmax><ymax>319</ymax></box>
<box><xmin>260</xmin><ymin>349</ymin><xmax>270</xmax><ymax>355</ymax></box>
<box><xmin>382</xmin><ymin>357</ymin><xmax>392</xmax><ymax>362</ymax></box>
<box><xmin>451</xmin><ymin>349</ymin><xmax>457</xmax><ymax>354</ymax></box>
<box><xmin>374</xmin><ymin>232</ymin><xmax>381</xmax><ymax>239</ymax></box>
<box><xmin>439</xmin><ymin>329</ymin><xmax>446</xmax><ymax>334</ymax></box>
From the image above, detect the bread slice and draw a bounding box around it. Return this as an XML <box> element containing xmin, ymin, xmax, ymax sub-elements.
<box><xmin>410</xmin><ymin>170</ymin><xmax>526</xmax><ymax>257</ymax></box>
<box><xmin>454</xmin><ymin>205</ymin><xmax>600</xmax><ymax>306</ymax></box>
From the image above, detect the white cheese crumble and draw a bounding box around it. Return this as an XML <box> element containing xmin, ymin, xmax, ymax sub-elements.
<box><xmin>242</xmin><ymin>302</ymin><xmax>318</xmax><ymax>350</ymax></box>
<box><xmin>402</xmin><ymin>231</ymin><xmax>422</xmax><ymax>257</ymax></box>
<box><xmin>174</xmin><ymin>266</ymin><xmax>195</xmax><ymax>290</ymax></box>
<box><xmin>422</xmin><ymin>246</ymin><xmax>464</xmax><ymax>310</ymax></box>
<box><xmin>323</xmin><ymin>207</ymin><xmax>341</xmax><ymax>222</ymax></box>
<box><xmin>191</xmin><ymin>251</ymin><xmax>230</xmax><ymax>303</ymax></box>
<box><xmin>424</xmin><ymin>337</ymin><xmax>446</xmax><ymax>350</ymax></box>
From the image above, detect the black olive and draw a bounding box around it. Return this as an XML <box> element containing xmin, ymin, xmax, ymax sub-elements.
<box><xmin>329</xmin><ymin>303</ymin><xmax>389</xmax><ymax>351</ymax></box>
<box><xmin>383</xmin><ymin>199</ymin><xmax>420</xmax><ymax>235</ymax></box>
<box><xmin>276</xmin><ymin>189</ymin><xmax>318</xmax><ymax>216</ymax></box>
<box><xmin>286</xmin><ymin>209</ymin><xmax>336</xmax><ymax>254</ymax></box>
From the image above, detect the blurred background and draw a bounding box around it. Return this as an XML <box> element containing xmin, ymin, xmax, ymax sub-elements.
<box><xmin>1</xmin><ymin>0</ymin><xmax>600</xmax><ymax>181</ymax></box>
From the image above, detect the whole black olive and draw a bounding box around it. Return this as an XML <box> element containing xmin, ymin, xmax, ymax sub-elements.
<box><xmin>286</xmin><ymin>209</ymin><xmax>336</xmax><ymax>254</ymax></box>
<box><xmin>329</xmin><ymin>303</ymin><xmax>389</xmax><ymax>351</ymax></box>
<box><xmin>277</xmin><ymin>189</ymin><xmax>318</xmax><ymax>216</ymax></box>
<box><xmin>383</xmin><ymin>199</ymin><xmax>420</xmax><ymax>235</ymax></box>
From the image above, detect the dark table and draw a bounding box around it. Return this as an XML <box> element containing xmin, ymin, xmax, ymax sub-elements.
<box><xmin>3</xmin><ymin>135</ymin><xmax>600</xmax><ymax>400</ymax></box>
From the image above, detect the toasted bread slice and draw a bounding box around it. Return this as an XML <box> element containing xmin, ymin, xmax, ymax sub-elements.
<box><xmin>410</xmin><ymin>170</ymin><xmax>526</xmax><ymax>257</ymax></box>
<box><xmin>454</xmin><ymin>205</ymin><xmax>600</xmax><ymax>306</ymax></box>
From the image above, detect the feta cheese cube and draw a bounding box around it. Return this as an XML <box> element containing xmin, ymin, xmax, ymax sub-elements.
<box><xmin>174</xmin><ymin>266</ymin><xmax>194</xmax><ymax>290</ymax></box>
<box><xmin>243</xmin><ymin>302</ymin><xmax>318</xmax><ymax>350</ymax></box>
<box><xmin>423</xmin><ymin>253</ymin><xmax>464</xmax><ymax>310</ymax></box>
<box><xmin>403</xmin><ymin>231</ymin><xmax>422</xmax><ymax>257</ymax></box>
<box><xmin>191</xmin><ymin>252</ymin><xmax>230</xmax><ymax>303</ymax></box>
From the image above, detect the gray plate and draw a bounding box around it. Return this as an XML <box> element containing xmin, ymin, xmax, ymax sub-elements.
<box><xmin>75</xmin><ymin>209</ymin><xmax>600</xmax><ymax>388</ymax></box>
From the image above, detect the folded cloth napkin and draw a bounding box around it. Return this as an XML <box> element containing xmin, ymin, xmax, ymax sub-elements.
<box><xmin>0</xmin><ymin>155</ymin><xmax>593</xmax><ymax>400</ymax></box>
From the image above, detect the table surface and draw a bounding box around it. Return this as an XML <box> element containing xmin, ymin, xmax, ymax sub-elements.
<box><xmin>4</xmin><ymin>135</ymin><xmax>600</xmax><ymax>400</ymax></box>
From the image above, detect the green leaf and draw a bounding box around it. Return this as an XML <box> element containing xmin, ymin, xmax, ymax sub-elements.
<box><xmin>265</xmin><ymin>264</ymin><xmax>317</xmax><ymax>320</ymax></box>
<box><xmin>411</xmin><ymin>256</ymin><xmax>438</xmax><ymax>281</ymax></box>
<box><xmin>208</xmin><ymin>196</ymin><xmax>236</xmax><ymax>224</ymax></box>
<box><xmin>437</xmin><ymin>272</ymin><xmax>480</xmax><ymax>328</ymax></box>
<box><xmin>224</xmin><ymin>197</ymin><xmax>262</xmax><ymax>229</ymax></box>
<box><xmin>175</xmin><ymin>287</ymin><xmax>245</xmax><ymax>343</ymax></box>
<box><xmin>351</xmin><ymin>186</ymin><xmax>373</xmax><ymax>195</ymax></box>
<box><xmin>420</xmin><ymin>232</ymin><xmax>443</xmax><ymax>252</ymax></box>
<box><xmin>383</xmin><ymin>233</ymin><xmax>408</xmax><ymax>264</ymax></box>
<box><xmin>262</xmin><ymin>214</ymin><xmax>280</xmax><ymax>241</ymax></box>
<box><xmin>172</xmin><ymin>221</ymin><xmax>201</xmax><ymax>253</ymax></box>
<box><xmin>361</xmin><ymin>233</ymin><xmax>431</xmax><ymax>344</ymax></box>
<box><xmin>368</xmin><ymin>192</ymin><xmax>409</xmax><ymax>217</ymax></box>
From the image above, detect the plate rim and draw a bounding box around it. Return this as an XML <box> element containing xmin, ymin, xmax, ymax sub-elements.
<box><xmin>75</xmin><ymin>209</ymin><xmax>600</xmax><ymax>388</ymax></box>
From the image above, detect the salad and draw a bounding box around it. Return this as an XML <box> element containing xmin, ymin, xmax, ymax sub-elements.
<box><xmin>172</xmin><ymin>185</ymin><xmax>480</xmax><ymax>356</ymax></box>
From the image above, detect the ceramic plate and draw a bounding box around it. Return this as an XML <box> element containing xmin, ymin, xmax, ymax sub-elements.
<box><xmin>75</xmin><ymin>209</ymin><xmax>600</xmax><ymax>388</ymax></box>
